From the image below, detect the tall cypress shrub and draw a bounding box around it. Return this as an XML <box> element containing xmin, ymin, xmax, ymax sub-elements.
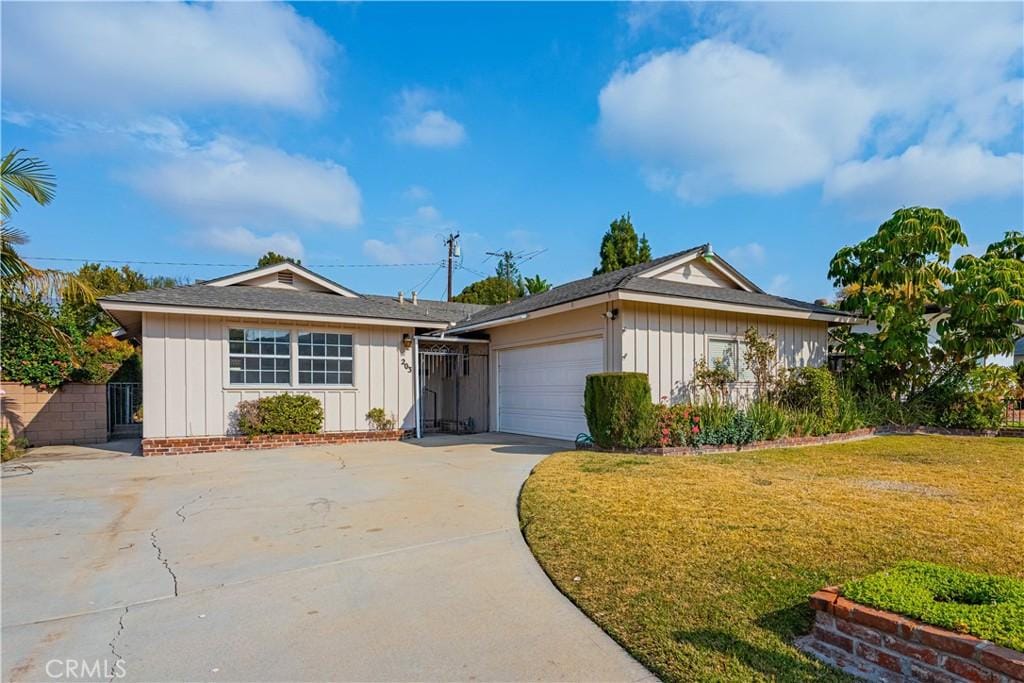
<box><xmin>583</xmin><ymin>372</ymin><xmax>655</xmax><ymax>449</ymax></box>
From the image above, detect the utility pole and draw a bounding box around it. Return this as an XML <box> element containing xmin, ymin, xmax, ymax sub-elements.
<box><xmin>444</xmin><ymin>232</ymin><xmax>460</xmax><ymax>301</ymax></box>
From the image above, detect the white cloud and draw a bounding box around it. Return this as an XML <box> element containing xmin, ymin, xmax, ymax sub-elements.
<box><xmin>598</xmin><ymin>40</ymin><xmax>878</xmax><ymax>199</ymax></box>
<box><xmin>606</xmin><ymin>4</ymin><xmax>1024</xmax><ymax>207</ymax></box>
<box><xmin>390</xmin><ymin>89</ymin><xmax>467</xmax><ymax>148</ymax></box>
<box><xmin>134</xmin><ymin>135</ymin><xmax>362</xmax><ymax>229</ymax></box>
<box><xmin>824</xmin><ymin>144</ymin><xmax>1024</xmax><ymax>211</ymax></box>
<box><xmin>403</xmin><ymin>185</ymin><xmax>432</xmax><ymax>202</ymax></box>
<box><xmin>362</xmin><ymin>204</ymin><xmax>455</xmax><ymax>265</ymax></box>
<box><xmin>415</xmin><ymin>205</ymin><xmax>442</xmax><ymax>222</ymax></box>
<box><xmin>2</xmin><ymin>1</ymin><xmax>332</xmax><ymax>114</ymax></box>
<box><xmin>191</xmin><ymin>227</ymin><xmax>305</xmax><ymax>261</ymax></box>
<box><xmin>725</xmin><ymin>242</ymin><xmax>766</xmax><ymax>267</ymax></box>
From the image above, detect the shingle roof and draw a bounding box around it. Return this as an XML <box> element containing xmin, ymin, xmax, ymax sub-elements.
<box><xmin>445</xmin><ymin>246</ymin><xmax>839</xmax><ymax>333</ymax></box>
<box><xmin>100</xmin><ymin>285</ymin><xmax>477</xmax><ymax>325</ymax></box>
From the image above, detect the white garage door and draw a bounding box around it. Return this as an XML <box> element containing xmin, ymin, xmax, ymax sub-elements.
<box><xmin>497</xmin><ymin>337</ymin><xmax>604</xmax><ymax>441</ymax></box>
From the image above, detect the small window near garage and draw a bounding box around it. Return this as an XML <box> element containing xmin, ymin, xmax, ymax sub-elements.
<box><xmin>708</xmin><ymin>338</ymin><xmax>755</xmax><ymax>382</ymax></box>
<box><xmin>298</xmin><ymin>332</ymin><xmax>353</xmax><ymax>385</ymax></box>
<box><xmin>228</xmin><ymin>329</ymin><xmax>291</xmax><ymax>385</ymax></box>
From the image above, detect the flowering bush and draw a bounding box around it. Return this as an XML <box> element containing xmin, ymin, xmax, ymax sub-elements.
<box><xmin>651</xmin><ymin>398</ymin><xmax>701</xmax><ymax>447</ymax></box>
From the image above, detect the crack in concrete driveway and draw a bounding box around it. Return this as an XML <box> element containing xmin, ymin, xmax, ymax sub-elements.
<box><xmin>2</xmin><ymin>434</ymin><xmax>653</xmax><ymax>682</ymax></box>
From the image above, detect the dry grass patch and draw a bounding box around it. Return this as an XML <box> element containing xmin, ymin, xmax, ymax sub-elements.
<box><xmin>518</xmin><ymin>436</ymin><xmax>1024</xmax><ymax>682</ymax></box>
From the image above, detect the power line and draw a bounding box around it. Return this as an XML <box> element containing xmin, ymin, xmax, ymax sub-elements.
<box><xmin>23</xmin><ymin>256</ymin><xmax>444</xmax><ymax>269</ymax></box>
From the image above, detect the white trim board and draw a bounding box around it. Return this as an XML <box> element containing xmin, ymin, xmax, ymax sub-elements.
<box><xmin>100</xmin><ymin>301</ymin><xmax>448</xmax><ymax>329</ymax></box>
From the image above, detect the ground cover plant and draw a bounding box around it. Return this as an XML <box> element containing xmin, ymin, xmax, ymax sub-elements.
<box><xmin>842</xmin><ymin>561</ymin><xmax>1024</xmax><ymax>651</ymax></box>
<box><xmin>519</xmin><ymin>435</ymin><xmax>1024</xmax><ymax>682</ymax></box>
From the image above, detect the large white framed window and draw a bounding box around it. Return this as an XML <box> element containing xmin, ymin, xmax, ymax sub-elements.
<box><xmin>228</xmin><ymin>329</ymin><xmax>291</xmax><ymax>385</ymax></box>
<box><xmin>708</xmin><ymin>337</ymin><xmax>755</xmax><ymax>382</ymax></box>
<box><xmin>298</xmin><ymin>331</ymin><xmax>353</xmax><ymax>385</ymax></box>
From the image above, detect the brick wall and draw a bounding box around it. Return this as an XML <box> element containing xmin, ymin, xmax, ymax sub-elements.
<box><xmin>798</xmin><ymin>586</ymin><xmax>1024</xmax><ymax>682</ymax></box>
<box><xmin>142</xmin><ymin>429</ymin><xmax>413</xmax><ymax>456</ymax></box>
<box><xmin>1</xmin><ymin>382</ymin><xmax>108</xmax><ymax>447</ymax></box>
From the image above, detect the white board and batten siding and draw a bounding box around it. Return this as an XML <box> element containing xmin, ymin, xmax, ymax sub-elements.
<box><xmin>619</xmin><ymin>301</ymin><xmax>830</xmax><ymax>404</ymax></box>
<box><xmin>142</xmin><ymin>312</ymin><xmax>415</xmax><ymax>439</ymax></box>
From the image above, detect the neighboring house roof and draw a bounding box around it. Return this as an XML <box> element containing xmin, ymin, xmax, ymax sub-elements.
<box><xmin>100</xmin><ymin>284</ymin><xmax>475</xmax><ymax>325</ymax></box>
<box><xmin>201</xmin><ymin>261</ymin><xmax>360</xmax><ymax>297</ymax></box>
<box><xmin>445</xmin><ymin>246</ymin><xmax>845</xmax><ymax>333</ymax></box>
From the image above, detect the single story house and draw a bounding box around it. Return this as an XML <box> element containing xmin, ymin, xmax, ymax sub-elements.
<box><xmin>100</xmin><ymin>245</ymin><xmax>857</xmax><ymax>450</ymax></box>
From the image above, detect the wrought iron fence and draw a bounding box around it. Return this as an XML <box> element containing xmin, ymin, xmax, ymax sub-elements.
<box><xmin>1005</xmin><ymin>398</ymin><xmax>1023</xmax><ymax>427</ymax></box>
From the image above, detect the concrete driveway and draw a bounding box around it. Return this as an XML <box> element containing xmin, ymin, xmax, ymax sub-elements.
<box><xmin>2</xmin><ymin>435</ymin><xmax>650</xmax><ymax>682</ymax></box>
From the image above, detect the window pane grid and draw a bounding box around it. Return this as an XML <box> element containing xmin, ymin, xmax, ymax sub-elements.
<box><xmin>229</xmin><ymin>328</ymin><xmax>290</xmax><ymax>385</ymax></box>
<box><xmin>298</xmin><ymin>332</ymin><xmax>353</xmax><ymax>385</ymax></box>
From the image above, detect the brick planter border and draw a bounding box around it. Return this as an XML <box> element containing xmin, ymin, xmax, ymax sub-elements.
<box><xmin>142</xmin><ymin>429</ymin><xmax>413</xmax><ymax>456</ymax></box>
<box><xmin>580</xmin><ymin>424</ymin><xmax>1023</xmax><ymax>456</ymax></box>
<box><xmin>798</xmin><ymin>586</ymin><xmax>1024</xmax><ymax>682</ymax></box>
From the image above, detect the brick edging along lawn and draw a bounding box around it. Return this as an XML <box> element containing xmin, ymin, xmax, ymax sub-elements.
<box><xmin>583</xmin><ymin>424</ymin><xmax>1024</xmax><ymax>456</ymax></box>
<box><xmin>142</xmin><ymin>429</ymin><xmax>413</xmax><ymax>455</ymax></box>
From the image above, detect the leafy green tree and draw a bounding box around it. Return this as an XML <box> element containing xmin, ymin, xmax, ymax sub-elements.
<box><xmin>521</xmin><ymin>274</ymin><xmax>551</xmax><ymax>295</ymax></box>
<box><xmin>59</xmin><ymin>263</ymin><xmax>182</xmax><ymax>334</ymax></box>
<box><xmin>258</xmin><ymin>251</ymin><xmax>301</xmax><ymax>267</ymax></box>
<box><xmin>453</xmin><ymin>276</ymin><xmax>525</xmax><ymax>305</ymax></box>
<box><xmin>454</xmin><ymin>251</ymin><xmax>552</xmax><ymax>304</ymax></box>
<box><xmin>594</xmin><ymin>212</ymin><xmax>652</xmax><ymax>275</ymax></box>
<box><xmin>829</xmin><ymin>207</ymin><xmax>1024</xmax><ymax>398</ymax></box>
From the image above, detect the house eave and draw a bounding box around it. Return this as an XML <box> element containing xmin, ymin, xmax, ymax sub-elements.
<box><xmin>99</xmin><ymin>300</ymin><xmax>450</xmax><ymax>329</ymax></box>
<box><xmin>617</xmin><ymin>291</ymin><xmax>863</xmax><ymax>323</ymax></box>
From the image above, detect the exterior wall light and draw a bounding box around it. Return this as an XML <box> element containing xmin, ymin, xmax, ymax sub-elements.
<box><xmin>402</xmin><ymin>333</ymin><xmax>413</xmax><ymax>350</ymax></box>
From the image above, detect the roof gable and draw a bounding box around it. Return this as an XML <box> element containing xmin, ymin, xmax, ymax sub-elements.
<box><xmin>636</xmin><ymin>247</ymin><xmax>763</xmax><ymax>293</ymax></box>
<box><xmin>202</xmin><ymin>262</ymin><xmax>359</xmax><ymax>297</ymax></box>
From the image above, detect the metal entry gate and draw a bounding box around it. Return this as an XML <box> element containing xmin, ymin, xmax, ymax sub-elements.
<box><xmin>417</xmin><ymin>343</ymin><xmax>489</xmax><ymax>435</ymax></box>
<box><xmin>107</xmin><ymin>382</ymin><xmax>142</xmax><ymax>438</ymax></box>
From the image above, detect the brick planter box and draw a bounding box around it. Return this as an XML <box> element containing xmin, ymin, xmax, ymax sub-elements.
<box><xmin>798</xmin><ymin>586</ymin><xmax>1024</xmax><ymax>682</ymax></box>
<box><xmin>142</xmin><ymin>429</ymin><xmax>412</xmax><ymax>456</ymax></box>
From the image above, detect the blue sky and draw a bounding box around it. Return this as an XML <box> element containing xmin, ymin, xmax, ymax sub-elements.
<box><xmin>3</xmin><ymin>2</ymin><xmax>1022</xmax><ymax>303</ymax></box>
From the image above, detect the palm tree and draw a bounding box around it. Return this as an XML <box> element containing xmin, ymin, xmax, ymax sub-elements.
<box><xmin>522</xmin><ymin>274</ymin><xmax>551</xmax><ymax>296</ymax></box>
<box><xmin>2</xmin><ymin>149</ymin><xmax>95</xmax><ymax>341</ymax></box>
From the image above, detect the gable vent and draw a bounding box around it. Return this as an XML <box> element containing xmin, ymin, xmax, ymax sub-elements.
<box><xmin>277</xmin><ymin>271</ymin><xmax>294</xmax><ymax>285</ymax></box>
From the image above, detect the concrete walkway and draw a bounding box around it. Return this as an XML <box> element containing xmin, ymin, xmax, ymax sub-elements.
<box><xmin>2</xmin><ymin>435</ymin><xmax>651</xmax><ymax>682</ymax></box>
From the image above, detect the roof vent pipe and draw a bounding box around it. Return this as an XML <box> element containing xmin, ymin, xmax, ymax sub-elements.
<box><xmin>412</xmin><ymin>291</ymin><xmax>418</xmax><ymax>305</ymax></box>
<box><xmin>398</xmin><ymin>291</ymin><xmax>404</xmax><ymax>304</ymax></box>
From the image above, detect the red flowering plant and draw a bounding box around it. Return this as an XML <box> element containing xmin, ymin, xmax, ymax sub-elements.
<box><xmin>651</xmin><ymin>397</ymin><xmax>702</xmax><ymax>447</ymax></box>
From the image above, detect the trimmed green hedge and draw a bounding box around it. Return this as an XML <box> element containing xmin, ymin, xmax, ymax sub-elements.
<box><xmin>584</xmin><ymin>372</ymin><xmax>655</xmax><ymax>449</ymax></box>
<box><xmin>235</xmin><ymin>394</ymin><xmax>324</xmax><ymax>436</ymax></box>
<box><xmin>842</xmin><ymin>561</ymin><xmax>1024</xmax><ymax>651</ymax></box>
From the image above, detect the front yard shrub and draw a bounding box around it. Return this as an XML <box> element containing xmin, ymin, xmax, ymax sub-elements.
<box><xmin>747</xmin><ymin>400</ymin><xmax>790</xmax><ymax>441</ymax></box>
<box><xmin>584</xmin><ymin>372</ymin><xmax>655</xmax><ymax>449</ymax></box>
<box><xmin>696</xmin><ymin>404</ymin><xmax>758</xmax><ymax>446</ymax></box>
<box><xmin>235</xmin><ymin>394</ymin><xmax>324</xmax><ymax>436</ymax></box>
<box><xmin>781</xmin><ymin>366</ymin><xmax>839</xmax><ymax>430</ymax></box>
<box><xmin>938</xmin><ymin>365</ymin><xmax>1020</xmax><ymax>430</ymax></box>
<box><xmin>652</xmin><ymin>401</ymin><xmax>701</xmax><ymax>447</ymax></box>
<box><xmin>842</xmin><ymin>561</ymin><xmax>1024</xmax><ymax>651</ymax></box>
<box><xmin>365</xmin><ymin>407</ymin><xmax>397</xmax><ymax>431</ymax></box>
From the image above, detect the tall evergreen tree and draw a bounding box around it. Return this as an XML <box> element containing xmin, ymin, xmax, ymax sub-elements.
<box><xmin>594</xmin><ymin>213</ymin><xmax>652</xmax><ymax>275</ymax></box>
<box><xmin>257</xmin><ymin>251</ymin><xmax>301</xmax><ymax>267</ymax></box>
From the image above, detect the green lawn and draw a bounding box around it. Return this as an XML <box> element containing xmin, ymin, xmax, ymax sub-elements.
<box><xmin>518</xmin><ymin>436</ymin><xmax>1024</xmax><ymax>682</ymax></box>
